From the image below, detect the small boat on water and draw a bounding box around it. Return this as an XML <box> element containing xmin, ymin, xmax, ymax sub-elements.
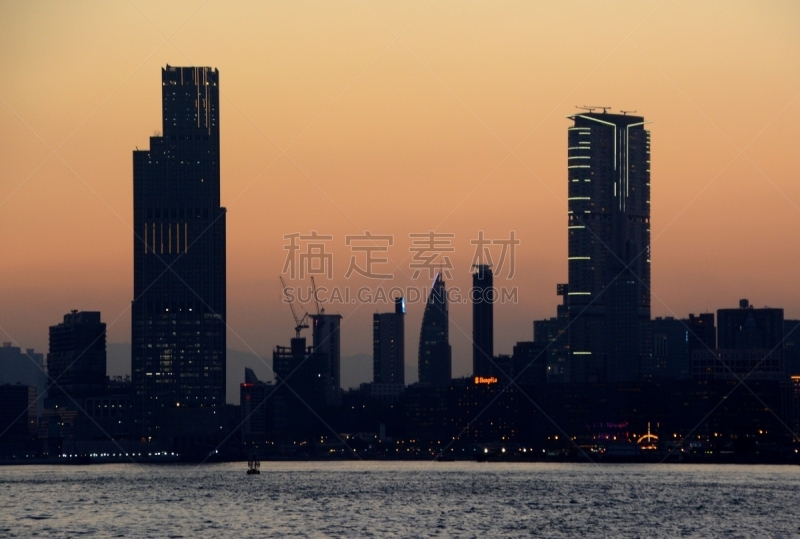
<box><xmin>246</xmin><ymin>456</ymin><xmax>261</xmax><ymax>475</ymax></box>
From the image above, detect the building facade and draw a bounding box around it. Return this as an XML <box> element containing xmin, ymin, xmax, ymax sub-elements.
<box><xmin>132</xmin><ymin>66</ymin><xmax>226</xmax><ymax>437</ymax></box>
<box><xmin>566</xmin><ymin>111</ymin><xmax>651</xmax><ymax>382</ymax></box>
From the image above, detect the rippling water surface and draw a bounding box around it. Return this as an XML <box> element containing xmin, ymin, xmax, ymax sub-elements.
<box><xmin>2</xmin><ymin>461</ymin><xmax>800</xmax><ymax>538</ymax></box>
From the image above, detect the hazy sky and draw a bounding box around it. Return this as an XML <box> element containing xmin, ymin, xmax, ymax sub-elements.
<box><xmin>1</xmin><ymin>0</ymin><xmax>799</xmax><ymax>383</ymax></box>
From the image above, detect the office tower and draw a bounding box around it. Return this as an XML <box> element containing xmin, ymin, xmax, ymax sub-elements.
<box><xmin>373</xmin><ymin>297</ymin><xmax>406</xmax><ymax>394</ymax></box>
<box><xmin>565</xmin><ymin>111</ymin><xmax>651</xmax><ymax>382</ymax></box>
<box><xmin>472</xmin><ymin>264</ymin><xmax>494</xmax><ymax>377</ymax></box>
<box><xmin>418</xmin><ymin>273</ymin><xmax>451</xmax><ymax>387</ymax></box>
<box><xmin>132</xmin><ymin>66</ymin><xmax>226</xmax><ymax>436</ymax></box>
<box><xmin>311</xmin><ymin>313</ymin><xmax>342</xmax><ymax>405</ymax></box>
<box><xmin>687</xmin><ymin>313</ymin><xmax>716</xmax><ymax>352</ymax></box>
<box><xmin>47</xmin><ymin>311</ymin><xmax>106</xmax><ymax>408</ymax></box>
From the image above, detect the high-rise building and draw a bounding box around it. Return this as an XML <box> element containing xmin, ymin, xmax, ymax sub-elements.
<box><xmin>0</xmin><ymin>343</ymin><xmax>46</xmax><ymax>406</ymax></box>
<box><xmin>47</xmin><ymin>311</ymin><xmax>106</xmax><ymax>408</ymax></box>
<box><xmin>694</xmin><ymin>299</ymin><xmax>784</xmax><ymax>380</ymax></box>
<box><xmin>240</xmin><ymin>368</ymin><xmax>272</xmax><ymax>445</ymax></box>
<box><xmin>717</xmin><ymin>299</ymin><xmax>783</xmax><ymax>351</ymax></box>
<box><xmin>651</xmin><ymin>316</ymin><xmax>689</xmax><ymax>379</ymax></box>
<box><xmin>511</xmin><ymin>341</ymin><xmax>547</xmax><ymax>385</ymax></box>
<box><xmin>132</xmin><ymin>66</ymin><xmax>226</xmax><ymax>436</ymax></box>
<box><xmin>372</xmin><ymin>297</ymin><xmax>405</xmax><ymax>399</ymax></box>
<box><xmin>533</xmin><ymin>284</ymin><xmax>570</xmax><ymax>382</ymax></box>
<box><xmin>472</xmin><ymin>264</ymin><xmax>494</xmax><ymax>377</ymax></box>
<box><xmin>565</xmin><ymin>111</ymin><xmax>651</xmax><ymax>382</ymax></box>
<box><xmin>311</xmin><ymin>313</ymin><xmax>342</xmax><ymax>405</ymax></box>
<box><xmin>418</xmin><ymin>273</ymin><xmax>451</xmax><ymax>387</ymax></box>
<box><xmin>784</xmin><ymin>320</ymin><xmax>800</xmax><ymax>375</ymax></box>
<box><xmin>687</xmin><ymin>313</ymin><xmax>716</xmax><ymax>352</ymax></box>
<box><xmin>0</xmin><ymin>385</ymin><xmax>37</xmax><ymax>454</ymax></box>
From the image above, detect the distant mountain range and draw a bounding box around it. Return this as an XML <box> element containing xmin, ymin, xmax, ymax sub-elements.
<box><xmin>107</xmin><ymin>344</ymin><xmax>415</xmax><ymax>405</ymax></box>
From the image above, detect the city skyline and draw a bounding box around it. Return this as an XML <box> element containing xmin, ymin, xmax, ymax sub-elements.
<box><xmin>2</xmin><ymin>1</ymin><xmax>800</xmax><ymax>385</ymax></box>
<box><xmin>4</xmin><ymin>4</ymin><xmax>800</xmax><ymax>536</ymax></box>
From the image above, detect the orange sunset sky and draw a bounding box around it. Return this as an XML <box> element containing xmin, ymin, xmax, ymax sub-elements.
<box><xmin>1</xmin><ymin>0</ymin><xmax>799</xmax><ymax>385</ymax></box>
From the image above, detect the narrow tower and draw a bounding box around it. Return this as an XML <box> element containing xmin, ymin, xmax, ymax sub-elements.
<box><xmin>472</xmin><ymin>264</ymin><xmax>494</xmax><ymax>377</ymax></box>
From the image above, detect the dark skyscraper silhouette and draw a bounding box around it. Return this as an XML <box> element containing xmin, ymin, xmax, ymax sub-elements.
<box><xmin>418</xmin><ymin>273</ymin><xmax>451</xmax><ymax>387</ymax></box>
<box><xmin>311</xmin><ymin>313</ymin><xmax>342</xmax><ymax>405</ymax></box>
<box><xmin>566</xmin><ymin>111</ymin><xmax>651</xmax><ymax>383</ymax></box>
<box><xmin>132</xmin><ymin>66</ymin><xmax>226</xmax><ymax>436</ymax></box>
<box><xmin>372</xmin><ymin>298</ymin><xmax>406</xmax><ymax>401</ymax></box>
<box><xmin>47</xmin><ymin>311</ymin><xmax>106</xmax><ymax>408</ymax></box>
<box><xmin>472</xmin><ymin>264</ymin><xmax>494</xmax><ymax>377</ymax></box>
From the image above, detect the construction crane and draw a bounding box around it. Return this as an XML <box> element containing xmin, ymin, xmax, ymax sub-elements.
<box><xmin>310</xmin><ymin>276</ymin><xmax>324</xmax><ymax>314</ymax></box>
<box><xmin>279</xmin><ymin>276</ymin><xmax>308</xmax><ymax>338</ymax></box>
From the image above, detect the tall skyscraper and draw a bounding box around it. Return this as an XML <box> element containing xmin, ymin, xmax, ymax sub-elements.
<box><xmin>47</xmin><ymin>311</ymin><xmax>106</xmax><ymax>408</ymax></box>
<box><xmin>418</xmin><ymin>273</ymin><xmax>451</xmax><ymax>387</ymax></box>
<box><xmin>132</xmin><ymin>66</ymin><xmax>226</xmax><ymax>436</ymax></box>
<box><xmin>566</xmin><ymin>111</ymin><xmax>651</xmax><ymax>383</ymax></box>
<box><xmin>472</xmin><ymin>264</ymin><xmax>494</xmax><ymax>377</ymax></box>
<box><xmin>311</xmin><ymin>313</ymin><xmax>342</xmax><ymax>405</ymax></box>
<box><xmin>373</xmin><ymin>297</ymin><xmax>406</xmax><ymax>387</ymax></box>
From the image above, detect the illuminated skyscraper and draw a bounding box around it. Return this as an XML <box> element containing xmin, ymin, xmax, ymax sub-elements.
<box><xmin>132</xmin><ymin>66</ymin><xmax>226</xmax><ymax>436</ymax></box>
<box><xmin>566</xmin><ymin>111</ymin><xmax>651</xmax><ymax>382</ymax></box>
<box><xmin>418</xmin><ymin>273</ymin><xmax>451</xmax><ymax>387</ymax></box>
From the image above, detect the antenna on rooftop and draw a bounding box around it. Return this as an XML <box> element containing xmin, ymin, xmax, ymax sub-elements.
<box><xmin>576</xmin><ymin>105</ymin><xmax>610</xmax><ymax>113</ymax></box>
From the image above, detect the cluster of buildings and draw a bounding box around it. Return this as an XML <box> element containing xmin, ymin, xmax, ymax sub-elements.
<box><xmin>3</xmin><ymin>67</ymin><xmax>800</xmax><ymax>462</ymax></box>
